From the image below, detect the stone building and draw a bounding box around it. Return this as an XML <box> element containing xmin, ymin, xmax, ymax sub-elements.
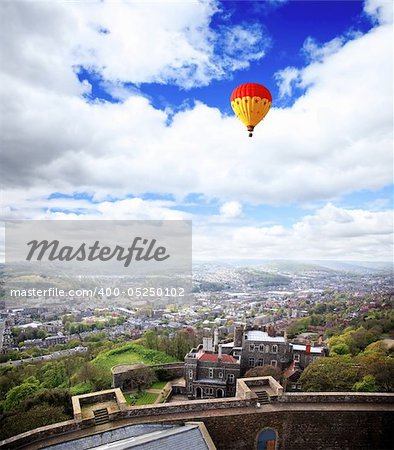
<box><xmin>238</xmin><ymin>328</ymin><xmax>293</xmax><ymax>374</ymax></box>
<box><xmin>292</xmin><ymin>342</ymin><xmax>326</xmax><ymax>370</ymax></box>
<box><xmin>221</xmin><ymin>325</ymin><xmax>293</xmax><ymax>373</ymax></box>
<box><xmin>185</xmin><ymin>331</ymin><xmax>241</xmax><ymax>399</ymax></box>
<box><xmin>186</xmin><ymin>325</ymin><xmax>327</xmax><ymax>396</ymax></box>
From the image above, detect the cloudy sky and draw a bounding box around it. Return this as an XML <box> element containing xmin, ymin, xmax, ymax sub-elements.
<box><xmin>0</xmin><ymin>0</ymin><xmax>392</xmax><ymax>261</ymax></box>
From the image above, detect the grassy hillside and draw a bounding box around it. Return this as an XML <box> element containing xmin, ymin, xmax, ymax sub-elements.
<box><xmin>92</xmin><ymin>343</ymin><xmax>179</xmax><ymax>373</ymax></box>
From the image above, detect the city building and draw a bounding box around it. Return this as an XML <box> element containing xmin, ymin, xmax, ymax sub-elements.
<box><xmin>185</xmin><ymin>325</ymin><xmax>327</xmax><ymax>396</ymax></box>
<box><xmin>185</xmin><ymin>330</ymin><xmax>241</xmax><ymax>399</ymax></box>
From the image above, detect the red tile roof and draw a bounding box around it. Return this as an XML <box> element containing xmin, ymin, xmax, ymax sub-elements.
<box><xmin>198</xmin><ymin>352</ymin><xmax>237</xmax><ymax>363</ymax></box>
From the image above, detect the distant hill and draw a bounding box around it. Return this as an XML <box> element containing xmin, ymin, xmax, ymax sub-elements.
<box><xmin>192</xmin><ymin>266</ymin><xmax>291</xmax><ymax>292</ymax></box>
<box><xmin>193</xmin><ymin>260</ymin><xmax>393</xmax><ymax>275</ymax></box>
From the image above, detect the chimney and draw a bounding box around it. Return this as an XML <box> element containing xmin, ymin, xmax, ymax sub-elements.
<box><xmin>234</xmin><ymin>325</ymin><xmax>244</xmax><ymax>347</ymax></box>
<box><xmin>218</xmin><ymin>344</ymin><xmax>223</xmax><ymax>362</ymax></box>
<box><xmin>214</xmin><ymin>328</ymin><xmax>219</xmax><ymax>352</ymax></box>
<box><xmin>306</xmin><ymin>343</ymin><xmax>311</xmax><ymax>354</ymax></box>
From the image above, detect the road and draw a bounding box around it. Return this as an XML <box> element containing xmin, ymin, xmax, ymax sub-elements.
<box><xmin>0</xmin><ymin>346</ymin><xmax>88</xmax><ymax>366</ymax></box>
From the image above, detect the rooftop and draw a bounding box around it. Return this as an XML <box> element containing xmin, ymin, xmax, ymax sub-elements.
<box><xmin>198</xmin><ymin>353</ymin><xmax>237</xmax><ymax>363</ymax></box>
<box><xmin>42</xmin><ymin>423</ymin><xmax>216</xmax><ymax>450</ymax></box>
<box><xmin>291</xmin><ymin>344</ymin><xmax>324</xmax><ymax>354</ymax></box>
<box><xmin>245</xmin><ymin>330</ymin><xmax>286</xmax><ymax>343</ymax></box>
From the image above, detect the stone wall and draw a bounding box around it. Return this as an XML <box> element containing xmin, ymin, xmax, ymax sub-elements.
<box><xmin>152</xmin><ymin>363</ymin><xmax>185</xmax><ymax>379</ymax></box>
<box><xmin>278</xmin><ymin>392</ymin><xmax>394</xmax><ymax>404</ymax></box>
<box><xmin>115</xmin><ymin>397</ymin><xmax>257</xmax><ymax>420</ymax></box>
<box><xmin>197</xmin><ymin>409</ymin><xmax>394</xmax><ymax>450</ymax></box>
<box><xmin>112</xmin><ymin>363</ymin><xmax>184</xmax><ymax>388</ymax></box>
<box><xmin>2</xmin><ymin>393</ymin><xmax>393</xmax><ymax>450</ymax></box>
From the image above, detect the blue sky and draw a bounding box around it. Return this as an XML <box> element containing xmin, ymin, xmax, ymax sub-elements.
<box><xmin>1</xmin><ymin>0</ymin><xmax>393</xmax><ymax>260</ymax></box>
<box><xmin>78</xmin><ymin>0</ymin><xmax>373</xmax><ymax>111</ymax></box>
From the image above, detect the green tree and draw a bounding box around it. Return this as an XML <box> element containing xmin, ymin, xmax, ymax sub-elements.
<box><xmin>286</xmin><ymin>318</ymin><xmax>310</xmax><ymax>338</ymax></box>
<box><xmin>352</xmin><ymin>375</ymin><xmax>379</xmax><ymax>392</ymax></box>
<box><xmin>143</xmin><ymin>330</ymin><xmax>159</xmax><ymax>350</ymax></box>
<box><xmin>299</xmin><ymin>356</ymin><xmax>360</xmax><ymax>392</ymax></box>
<box><xmin>73</xmin><ymin>362</ymin><xmax>111</xmax><ymax>390</ymax></box>
<box><xmin>0</xmin><ymin>404</ymin><xmax>69</xmax><ymax>441</ymax></box>
<box><xmin>3</xmin><ymin>376</ymin><xmax>41</xmax><ymax>412</ymax></box>
<box><xmin>330</xmin><ymin>343</ymin><xmax>351</xmax><ymax>355</ymax></box>
<box><xmin>356</xmin><ymin>353</ymin><xmax>394</xmax><ymax>392</ymax></box>
<box><xmin>41</xmin><ymin>362</ymin><xmax>67</xmax><ymax>389</ymax></box>
<box><xmin>36</xmin><ymin>329</ymin><xmax>47</xmax><ymax>339</ymax></box>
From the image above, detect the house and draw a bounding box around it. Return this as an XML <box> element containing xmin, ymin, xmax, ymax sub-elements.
<box><xmin>185</xmin><ymin>330</ymin><xmax>240</xmax><ymax>399</ymax></box>
<box><xmin>185</xmin><ymin>325</ymin><xmax>327</xmax><ymax>397</ymax></box>
<box><xmin>291</xmin><ymin>343</ymin><xmax>326</xmax><ymax>370</ymax></box>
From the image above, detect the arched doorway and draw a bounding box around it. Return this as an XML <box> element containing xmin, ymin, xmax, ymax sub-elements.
<box><xmin>257</xmin><ymin>428</ymin><xmax>277</xmax><ymax>450</ymax></box>
<box><xmin>216</xmin><ymin>389</ymin><xmax>224</xmax><ymax>398</ymax></box>
<box><xmin>196</xmin><ymin>387</ymin><xmax>202</xmax><ymax>398</ymax></box>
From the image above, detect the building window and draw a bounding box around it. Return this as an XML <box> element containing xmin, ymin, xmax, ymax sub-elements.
<box><xmin>259</xmin><ymin>344</ymin><xmax>265</xmax><ymax>352</ymax></box>
<box><xmin>228</xmin><ymin>373</ymin><xmax>235</xmax><ymax>383</ymax></box>
<box><xmin>272</xmin><ymin>345</ymin><xmax>278</xmax><ymax>353</ymax></box>
<box><xmin>249</xmin><ymin>344</ymin><xmax>255</xmax><ymax>351</ymax></box>
<box><xmin>294</xmin><ymin>354</ymin><xmax>300</xmax><ymax>363</ymax></box>
<box><xmin>188</xmin><ymin>385</ymin><xmax>193</xmax><ymax>392</ymax></box>
<box><xmin>188</xmin><ymin>369</ymin><xmax>193</xmax><ymax>379</ymax></box>
<box><xmin>206</xmin><ymin>387</ymin><xmax>213</xmax><ymax>395</ymax></box>
<box><xmin>271</xmin><ymin>360</ymin><xmax>277</xmax><ymax>367</ymax></box>
<box><xmin>249</xmin><ymin>357</ymin><xmax>255</xmax><ymax>367</ymax></box>
<box><xmin>219</xmin><ymin>371</ymin><xmax>223</xmax><ymax>378</ymax></box>
<box><xmin>209</xmin><ymin>368</ymin><xmax>214</xmax><ymax>378</ymax></box>
<box><xmin>258</xmin><ymin>358</ymin><xmax>264</xmax><ymax>366</ymax></box>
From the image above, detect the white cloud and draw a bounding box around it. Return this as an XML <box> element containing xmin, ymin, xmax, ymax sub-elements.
<box><xmin>364</xmin><ymin>0</ymin><xmax>393</xmax><ymax>24</ymax></box>
<box><xmin>1</xmin><ymin>0</ymin><xmax>391</xmax><ymax>206</ymax></box>
<box><xmin>219</xmin><ymin>201</ymin><xmax>243</xmax><ymax>219</ymax></box>
<box><xmin>1</xmin><ymin>189</ymin><xmax>391</xmax><ymax>261</ymax></box>
<box><xmin>0</xmin><ymin>1</ymin><xmax>268</xmax><ymax>92</ymax></box>
<box><xmin>0</xmin><ymin>188</ymin><xmax>189</xmax><ymax>221</ymax></box>
<box><xmin>274</xmin><ymin>66</ymin><xmax>300</xmax><ymax>98</ymax></box>
<box><xmin>301</xmin><ymin>35</ymin><xmax>354</xmax><ymax>63</ymax></box>
<box><xmin>193</xmin><ymin>204</ymin><xmax>393</xmax><ymax>261</ymax></box>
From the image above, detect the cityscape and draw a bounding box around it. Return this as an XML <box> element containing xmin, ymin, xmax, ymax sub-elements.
<box><xmin>0</xmin><ymin>260</ymin><xmax>393</xmax><ymax>448</ymax></box>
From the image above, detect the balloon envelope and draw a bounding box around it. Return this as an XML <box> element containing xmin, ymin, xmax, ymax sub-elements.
<box><xmin>230</xmin><ymin>83</ymin><xmax>272</xmax><ymax>136</ymax></box>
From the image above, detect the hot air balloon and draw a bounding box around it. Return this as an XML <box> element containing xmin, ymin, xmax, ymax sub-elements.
<box><xmin>230</xmin><ymin>83</ymin><xmax>272</xmax><ymax>137</ymax></box>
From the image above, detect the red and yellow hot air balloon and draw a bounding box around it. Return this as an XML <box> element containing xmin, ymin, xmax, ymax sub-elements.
<box><xmin>230</xmin><ymin>83</ymin><xmax>272</xmax><ymax>137</ymax></box>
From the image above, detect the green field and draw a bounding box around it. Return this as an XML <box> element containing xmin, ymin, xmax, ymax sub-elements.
<box><xmin>126</xmin><ymin>391</ymin><xmax>159</xmax><ymax>405</ymax></box>
<box><xmin>150</xmin><ymin>381</ymin><xmax>168</xmax><ymax>390</ymax></box>
<box><xmin>92</xmin><ymin>343</ymin><xmax>179</xmax><ymax>373</ymax></box>
<box><xmin>134</xmin><ymin>392</ymin><xmax>159</xmax><ymax>405</ymax></box>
